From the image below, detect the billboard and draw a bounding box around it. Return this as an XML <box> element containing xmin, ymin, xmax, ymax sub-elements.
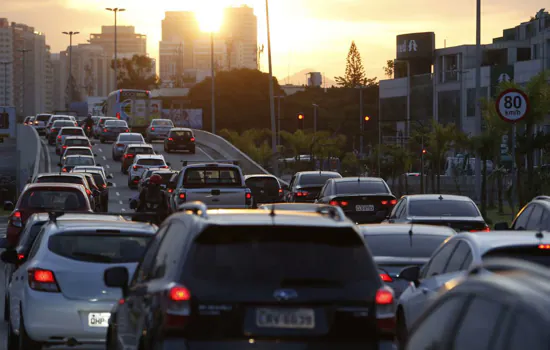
<box><xmin>396</xmin><ymin>32</ymin><xmax>435</xmax><ymax>60</ymax></box>
<box><xmin>161</xmin><ymin>109</ymin><xmax>203</xmax><ymax>129</ymax></box>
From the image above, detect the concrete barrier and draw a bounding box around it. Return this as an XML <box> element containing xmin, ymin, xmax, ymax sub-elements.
<box><xmin>16</xmin><ymin>125</ymin><xmax>41</xmax><ymax>194</ymax></box>
<box><xmin>192</xmin><ymin>129</ymin><xmax>288</xmax><ymax>185</ymax></box>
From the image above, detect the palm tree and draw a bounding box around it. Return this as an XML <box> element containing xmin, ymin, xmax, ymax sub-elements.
<box><xmin>427</xmin><ymin>121</ymin><xmax>460</xmax><ymax>193</ymax></box>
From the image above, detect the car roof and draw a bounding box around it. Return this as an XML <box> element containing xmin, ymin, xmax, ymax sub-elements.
<box><xmin>452</xmin><ymin>231</ymin><xmax>550</xmax><ymax>254</ymax></box>
<box><xmin>99</xmin><ymin>117</ymin><xmax>115</xmax><ymax>120</ymax></box>
<box><xmin>185</xmin><ymin>163</ymin><xmax>239</xmax><ymax>169</ymax></box>
<box><xmin>119</xmin><ymin>133</ymin><xmax>143</xmax><ymax>137</ymax></box>
<box><xmin>136</xmin><ymin>154</ymin><xmax>164</xmax><ymax>159</ymax></box>
<box><xmin>152</xmin><ymin>119</ymin><xmax>172</xmax><ymax>122</ymax></box>
<box><xmin>360</xmin><ymin>224</ymin><xmax>456</xmax><ymax>236</ymax></box>
<box><xmin>245</xmin><ymin>174</ymin><xmax>278</xmax><ymax>180</ymax></box>
<box><xmin>64</xmin><ymin>146</ymin><xmax>91</xmax><ymax>150</ymax></box>
<box><xmin>65</xmin><ymin>136</ymin><xmax>88</xmax><ymax>140</ymax></box>
<box><xmin>152</xmin><ymin>170</ymin><xmax>176</xmax><ymax>174</ymax></box>
<box><xmin>65</xmin><ymin>155</ymin><xmax>93</xmax><ymax>159</ymax></box>
<box><xmin>42</xmin><ymin>219</ymin><xmax>157</xmax><ymax>236</ymax></box>
<box><xmin>259</xmin><ymin>203</ymin><xmax>334</xmax><ymax>211</ymax></box>
<box><xmin>170</xmin><ymin>127</ymin><xmax>192</xmax><ymax>131</ymax></box>
<box><xmin>127</xmin><ymin>143</ymin><xmax>153</xmax><ymax>148</ymax></box>
<box><xmin>333</xmin><ymin>177</ymin><xmax>384</xmax><ymax>183</ymax></box>
<box><xmin>59</xmin><ymin>127</ymin><xmax>82</xmax><ymax>130</ymax></box>
<box><xmin>172</xmin><ymin>209</ymin><xmax>355</xmax><ymax>228</ymax></box>
<box><xmin>406</xmin><ymin>194</ymin><xmax>473</xmax><ymax>202</ymax></box>
<box><xmin>72</xmin><ymin>166</ymin><xmax>104</xmax><ymax>171</ymax></box>
<box><xmin>24</xmin><ymin>182</ymin><xmax>86</xmax><ymax>190</ymax></box>
<box><xmin>36</xmin><ymin>172</ymin><xmax>85</xmax><ymax>178</ymax></box>
<box><xmin>27</xmin><ymin>213</ymin><xmax>126</xmax><ymax>223</ymax></box>
<box><xmin>105</xmin><ymin>119</ymin><xmax>126</xmax><ymax>123</ymax></box>
<box><xmin>297</xmin><ymin>171</ymin><xmax>341</xmax><ymax>176</ymax></box>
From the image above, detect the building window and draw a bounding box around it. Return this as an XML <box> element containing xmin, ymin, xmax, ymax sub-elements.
<box><xmin>466</xmin><ymin>87</ymin><xmax>488</xmax><ymax>116</ymax></box>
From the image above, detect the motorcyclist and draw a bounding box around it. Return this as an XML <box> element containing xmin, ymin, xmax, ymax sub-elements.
<box><xmin>84</xmin><ymin>114</ymin><xmax>94</xmax><ymax>137</ymax></box>
<box><xmin>135</xmin><ymin>174</ymin><xmax>169</xmax><ymax>224</ymax></box>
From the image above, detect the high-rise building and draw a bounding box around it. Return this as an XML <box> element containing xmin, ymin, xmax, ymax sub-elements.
<box><xmin>89</xmin><ymin>26</ymin><xmax>147</xmax><ymax>59</ymax></box>
<box><xmin>193</xmin><ymin>39</ymin><xmax>226</xmax><ymax>71</ymax></box>
<box><xmin>0</xmin><ymin>18</ymin><xmax>14</xmax><ymax>107</ymax></box>
<box><xmin>221</xmin><ymin>6</ymin><xmax>258</xmax><ymax>70</ymax></box>
<box><xmin>50</xmin><ymin>53</ymin><xmax>63</xmax><ymax>111</ymax></box>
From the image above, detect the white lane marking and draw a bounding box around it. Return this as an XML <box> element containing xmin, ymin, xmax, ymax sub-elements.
<box><xmin>116</xmin><ymin>192</ymin><xmax>120</xmax><ymax>196</ymax></box>
<box><xmin>112</xmin><ymin>183</ymin><xmax>117</xmax><ymax>187</ymax></box>
<box><xmin>119</xmin><ymin>200</ymin><xmax>123</xmax><ymax>205</ymax></box>
<box><xmin>121</xmin><ymin>208</ymin><xmax>126</xmax><ymax>212</ymax></box>
<box><xmin>106</xmin><ymin>164</ymin><xmax>110</xmax><ymax>169</ymax></box>
<box><xmin>197</xmin><ymin>146</ymin><xmax>214</xmax><ymax>160</ymax></box>
<box><xmin>98</xmin><ymin>148</ymin><xmax>103</xmax><ymax>152</ymax></box>
<box><xmin>102</xmin><ymin>156</ymin><xmax>106</xmax><ymax>161</ymax></box>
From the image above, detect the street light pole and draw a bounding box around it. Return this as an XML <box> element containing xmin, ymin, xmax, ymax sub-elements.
<box><xmin>474</xmin><ymin>0</ymin><xmax>482</xmax><ymax>202</ymax></box>
<box><xmin>17</xmin><ymin>49</ymin><xmax>31</xmax><ymax>116</ymax></box>
<box><xmin>265</xmin><ymin>0</ymin><xmax>278</xmax><ymax>174</ymax></box>
<box><xmin>62</xmin><ymin>31</ymin><xmax>79</xmax><ymax>108</ymax></box>
<box><xmin>359</xmin><ymin>86</ymin><xmax>364</xmax><ymax>156</ymax></box>
<box><xmin>210</xmin><ymin>31</ymin><xmax>216</xmax><ymax>134</ymax></box>
<box><xmin>0</xmin><ymin>61</ymin><xmax>12</xmax><ymax>106</ymax></box>
<box><xmin>275</xmin><ymin>96</ymin><xmax>284</xmax><ymax>145</ymax></box>
<box><xmin>312</xmin><ymin>103</ymin><xmax>318</xmax><ymax>133</ymax></box>
<box><xmin>106</xmin><ymin>8</ymin><xmax>125</xmax><ymax>90</ymax></box>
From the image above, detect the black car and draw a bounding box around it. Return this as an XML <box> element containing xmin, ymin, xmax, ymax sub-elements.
<box><xmin>495</xmin><ymin>195</ymin><xmax>550</xmax><ymax>231</ymax></box>
<box><xmin>361</xmin><ymin>224</ymin><xmax>456</xmax><ymax>297</ymax></box>
<box><xmin>406</xmin><ymin>258</ymin><xmax>550</xmax><ymax>350</ymax></box>
<box><xmin>164</xmin><ymin>127</ymin><xmax>195</xmax><ymax>153</ymax></box>
<box><xmin>245</xmin><ymin>174</ymin><xmax>284</xmax><ymax>206</ymax></box>
<box><xmin>287</xmin><ymin>171</ymin><xmax>342</xmax><ymax>203</ymax></box>
<box><xmin>316</xmin><ymin>177</ymin><xmax>396</xmax><ymax>223</ymax></box>
<box><xmin>104</xmin><ymin>202</ymin><xmax>395</xmax><ymax>350</ymax></box>
<box><xmin>388</xmin><ymin>194</ymin><xmax>489</xmax><ymax>232</ymax></box>
<box><xmin>73</xmin><ymin>169</ymin><xmax>112</xmax><ymax>211</ymax></box>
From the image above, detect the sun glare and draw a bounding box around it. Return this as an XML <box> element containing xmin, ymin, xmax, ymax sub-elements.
<box><xmin>194</xmin><ymin>0</ymin><xmax>225</xmax><ymax>32</ymax></box>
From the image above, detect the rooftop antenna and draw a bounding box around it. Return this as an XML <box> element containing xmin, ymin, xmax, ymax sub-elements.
<box><xmin>438</xmin><ymin>195</ymin><xmax>444</xmax><ymax>200</ymax></box>
<box><xmin>408</xmin><ymin>222</ymin><xmax>414</xmax><ymax>247</ymax></box>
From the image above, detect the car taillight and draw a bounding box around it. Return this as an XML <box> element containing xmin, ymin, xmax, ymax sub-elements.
<box><xmin>116</xmin><ymin>143</ymin><xmax>123</xmax><ymax>147</ymax></box>
<box><xmin>168</xmin><ymin>137</ymin><xmax>174</xmax><ymax>141</ymax></box>
<box><xmin>375</xmin><ymin>286</ymin><xmax>395</xmax><ymax>335</ymax></box>
<box><xmin>85</xmin><ymin>189</ymin><xmax>91</xmax><ymax>195</ymax></box>
<box><xmin>380</xmin><ymin>273</ymin><xmax>393</xmax><ymax>282</ymax></box>
<box><xmin>295</xmin><ymin>191</ymin><xmax>309</xmax><ymax>197</ymax></box>
<box><xmin>62</xmin><ymin>168</ymin><xmax>67</xmax><ymax>172</ymax></box>
<box><xmin>62</xmin><ymin>145</ymin><xmax>67</xmax><ymax>149</ymax></box>
<box><xmin>168</xmin><ymin>188</ymin><xmax>173</xmax><ymax>193</ymax></box>
<box><xmin>104</xmin><ymin>128</ymin><xmax>108</xmax><ymax>132</ymax></box>
<box><xmin>329</xmin><ymin>200</ymin><xmax>348</xmax><ymax>207</ymax></box>
<box><xmin>245</xmin><ymin>191</ymin><xmax>252</xmax><ymax>205</ymax></box>
<box><xmin>151</xmin><ymin>127</ymin><xmax>155</xmax><ymax>131</ymax></box>
<box><xmin>125</xmin><ymin>129</ymin><xmax>129</xmax><ymax>132</ymax></box>
<box><xmin>470</xmin><ymin>226</ymin><xmax>491</xmax><ymax>232</ymax></box>
<box><xmin>381</xmin><ymin>199</ymin><xmax>398</xmax><ymax>206</ymax></box>
<box><xmin>28</xmin><ymin>268</ymin><xmax>60</xmax><ymax>293</ymax></box>
<box><xmin>190</xmin><ymin>137</ymin><xmax>195</xmax><ymax>142</ymax></box>
<box><xmin>10</xmin><ymin>211</ymin><xmax>22</xmax><ymax>228</ymax></box>
<box><xmin>51</xmin><ymin>128</ymin><xmax>56</xmax><ymax>132</ymax></box>
<box><xmin>116</xmin><ymin>112</ymin><xmax>121</xmax><ymax>119</ymax></box>
<box><xmin>124</xmin><ymin>154</ymin><xmax>134</xmax><ymax>158</ymax></box>
<box><xmin>102</xmin><ymin>184</ymin><xmax>107</xmax><ymax>189</ymax></box>
<box><xmin>57</xmin><ymin>135</ymin><xmax>61</xmax><ymax>139</ymax></box>
<box><xmin>161</xmin><ymin>165</ymin><xmax>169</xmax><ymax>169</ymax></box>
<box><xmin>17</xmin><ymin>254</ymin><xmax>25</xmax><ymax>261</ymax></box>
<box><xmin>164</xmin><ymin>285</ymin><xmax>192</xmax><ymax>330</ymax></box>
<box><xmin>179</xmin><ymin>193</ymin><xmax>186</xmax><ymax>200</ymax></box>
<box><xmin>278</xmin><ymin>188</ymin><xmax>283</xmax><ymax>195</ymax></box>
<box><xmin>133</xmin><ymin>165</ymin><xmax>142</xmax><ymax>170</ymax></box>
<box><xmin>539</xmin><ymin>244</ymin><xmax>550</xmax><ymax>249</ymax></box>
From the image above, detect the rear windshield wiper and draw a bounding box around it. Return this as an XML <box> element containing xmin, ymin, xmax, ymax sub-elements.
<box><xmin>279</xmin><ymin>278</ymin><xmax>343</xmax><ymax>288</ymax></box>
<box><xmin>70</xmin><ymin>251</ymin><xmax>113</xmax><ymax>263</ymax></box>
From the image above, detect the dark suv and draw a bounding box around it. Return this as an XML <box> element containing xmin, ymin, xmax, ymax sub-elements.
<box><xmin>163</xmin><ymin>127</ymin><xmax>195</xmax><ymax>154</ymax></box>
<box><xmin>104</xmin><ymin>203</ymin><xmax>395</xmax><ymax>350</ymax></box>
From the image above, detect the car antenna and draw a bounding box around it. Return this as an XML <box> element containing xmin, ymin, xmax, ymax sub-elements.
<box><xmin>536</xmin><ymin>231</ymin><xmax>544</xmax><ymax>240</ymax></box>
<box><xmin>408</xmin><ymin>222</ymin><xmax>414</xmax><ymax>247</ymax></box>
<box><xmin>270</xmin><ymin>204</ymin><xmax>276</xmax><ymax>217</ymax></box>
<box><xmin>438</xmin><ymin>195</ymin><xmax>444</xmax><ymax>200</ymax></box>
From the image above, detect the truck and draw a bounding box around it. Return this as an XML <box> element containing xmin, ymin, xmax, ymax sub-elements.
<box><xmin>168</xmin><ymin>160</ymin><xmax>253</xmax><ymax>211</ymax></box>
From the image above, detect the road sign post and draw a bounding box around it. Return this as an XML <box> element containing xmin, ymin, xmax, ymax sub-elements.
<box><xmin>495</xmin><ymin>88</ymin><xmax>530</xmax><ymax>213</ymax></box>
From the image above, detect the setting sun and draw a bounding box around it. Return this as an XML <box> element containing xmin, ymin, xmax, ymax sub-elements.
<box><xmin>194</xmin><ymin>0</ymin><xmax>225</xmax><ymax>32</ymax></box>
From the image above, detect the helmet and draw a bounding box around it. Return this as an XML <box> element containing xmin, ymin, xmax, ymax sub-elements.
<box><xmin>149</xmin><ymin>174</ymin><xmax>163</xmax><ymax>185</ymax></box>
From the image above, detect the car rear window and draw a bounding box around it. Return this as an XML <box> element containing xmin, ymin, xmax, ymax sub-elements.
<box><xmin>89</xmin><ymin>173</ymin><xmax>105</xmax><ymax>186</ymax></box>
<box><xmin>99</xmin><ymin>118</ymin><xmax>114</xmax><ymax>125</ymax></box>
<box><xmin>65</xmin><ymin>139</ymin><xmax>89</xmax><ymax>146</ymax></box>
<box><xmin>186</xmin><ymin>226</ymin><xmax>377</xmax><ymax>287</ymax></box>
<box><xmin>48</xmin><ymin>234</ymin><xmax>152</xmax><ymax>263</ymax></box>
<box><xmin>409</xmin><ymin>200</ymin><xmax>480</xmax><ymax>217</ymax></box>
<box><xmin>53</xmin><ymin>121</ymin><xmax>74</xmax><ymax>127</ymax></box>
<box><xmin>66</xmin><ymin>157</ymin><xmax>94</xmax><ymax>165</ymax></box>
<box><xmin>171</xmin><ymin>131</ymin><xmax>192</xmax><ymax>137</ymax></box>
<box><xmin>335</xmin><ymin>181</ymin><xmax>389</xmax><ymax>194</ymax></box>
<box><xmin>483</xmin><ymin>246</ymin><xmax>550</xmax><ymax>267</ymax></box>
<box><xmin>20</xmin><ymin>189</ymin><xmax>88</xmax><ymax>210</ymax></box>
<box><xmin>246</xmin><ymin>177</ymin><xmax>280</xmax><ymax>192</ymax></box>
<box><xmin>120</xmin><ymin>134</ymin><xmax>144</xmax><ymax>142</ymax></box>
<box><xmin>36</xmin><ymin>115</ymin><xmax>51</xmax><ymax>121</ymax></box>
<box><xmin>363</xmin><ymin>234</ymin><xmax>449</xmax><ymax>258</ymax></box>
<box><xmin>300</xmin><ymin>174</ymin><xmax>340</xmax><ymax>186</ymax></box>
<box><xmin>105</xmin><ymin>120</ymin><xmax>127</xmax><ymax>127</ymax></box>
<box><xmin>36</xmin><ymin>176</ymin><xmax>84</xmax><ymax>185</ymax></box>
<box><xmin>129</xmin><ymin>147</ymin><xmax>154</xmax><ymax>154</ymax></box>
<box><xmin>138</xmin><ymin>159</ymin><xmax>165</xmax><ymax>166</ymax></box>
<box><xmin>152</xmin><ymin>172</ymin><xmax>174</xmax><ymax>184</ymax></box>
<box><xmin>62</xmin><ymin>129</ymin><xmax>84</xmax><ymax>136</ymax></box>
<box><xmin>184</xmin><ymin>167</ymin><xmax>241</xmax><ymax>187</ymax></box>
<box><xmin>65</xmin><ymin>149</ymin><xmax>92</xmax><ymax>157</ymax></box>
<box><xmin>152</xmin><ymin>120</ymin><xmax>173</xmax><ymax>126</ymax></box>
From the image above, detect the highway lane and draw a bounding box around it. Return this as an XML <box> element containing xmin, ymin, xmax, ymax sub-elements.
<box><xmin>43</xmin><ymin>137</ymin><xmax>219</xmax><ymax>212</ymax></box>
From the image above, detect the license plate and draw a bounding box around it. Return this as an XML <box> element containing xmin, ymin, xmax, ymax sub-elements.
<box><xmin>256</xmin><ymin>308</ymin><xmax>315</xmax><ymax>329</ymax></box>
<box><xmin>88</xmin><ymin>312</ymin><xmax>110</xmax><ymax>327</ymax></box>
<box><xmin>356</xmin><ymin>205</ymin><xmax>374</xmax><ymax>212</ymax></box>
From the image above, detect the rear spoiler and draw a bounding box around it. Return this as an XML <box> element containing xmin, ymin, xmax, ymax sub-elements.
<box><xmin>47</xmin><ymin>211</ymin><xmax>160</xmax><ymax>225</ymax></box>
<box><xmin>181</xmin><ymin>160</ymin><xmax>239</xmax><ymax>166</ymax></box>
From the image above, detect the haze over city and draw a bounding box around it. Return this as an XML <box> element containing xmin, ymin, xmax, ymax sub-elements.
<box><xmin>4</xmin><ymin>0</ymin><xmax>549</xmax><ymax>80</ymax></box>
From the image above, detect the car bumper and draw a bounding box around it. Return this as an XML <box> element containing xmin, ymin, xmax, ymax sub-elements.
<box><xmin>23</xmin><ymin>288</ymin><xmax>115</xmax><ymax>343</ymax></box>
<box><xmin>156</xmin><ymin>339</ymin><xmax>394</xmax><ymax>350</ymax></box>
<box><xmin>344</xmin><ymin>211</ymin><xmax>389</xmax><ymax>224</ymax></box>
<box><xmin>100</xmin><ymin>132</ymin><xmax>120</xmax><ymax>140</ymax></box>
<box><xmin>166</xmin><ymin>141</ymin><xmax>194</xmax><ymax>149</ymax></box>
<box><xmin>148</xmin><ymin>131</ymin><xmax>169</xmax><ymax>139</ymax></box>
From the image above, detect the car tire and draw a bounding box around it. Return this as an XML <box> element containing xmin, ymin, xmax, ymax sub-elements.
<box><xmin>19</xmin><ymin>311</ymin><xmax>41</xmax><ymax>350</ymax></box>
<box><xmin>396</xmin><ymin>309</ymin><xmax>408</xmax><ymax>350</ymax></box>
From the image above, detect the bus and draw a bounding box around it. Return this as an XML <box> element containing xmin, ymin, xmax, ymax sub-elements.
<box><xmin>103</xmin><ymin>89</ymin><xmax>161</xmax><ymax>134</ymax></box>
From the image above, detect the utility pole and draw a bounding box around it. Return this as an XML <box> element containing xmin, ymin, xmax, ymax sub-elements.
<box><xmin>106</xmin><ymin>8</ymin><xmax>125</xmax><ymax>90</ymax></box>
<box><xmin>265</xmin><ymin>0</ymin><xmax>278</xmax><ymax>174</ymax></box>
<box><xmin>62</xmin><ymin>31</ymin><xmax>79</xmax><ymax>108</ymax></box>
<box><xmin>312</xmin><ymin>103</ymin><xmax>318</xmax><ymax>133</ymax></box>
<box><xmin>17</xmin><ymin>49</ymin><xmax>31</xmax><ymax>116</ymax></box>
<box><xmin>358</xmin><ymin>86</ymin><xmax>364</xmax><ymax>156</ymax></box>
<box><xmin>0</xmin><ymin>61</ymin><xmax>12</xmax><ymax>106</ymax></box>
<box><xmin>474</xmin><ymin>0</ymin><xmax>482</xmax><ymax>202</ymax></box>
<box><xmin>210</xmin><ymin>31</ymin><xmax>216</xmax><ymax>134</ymax></box>
<box><xmin>275</xmin><ymin>96</ymin><xmax>284</xmax><ymax>145</ymax></box>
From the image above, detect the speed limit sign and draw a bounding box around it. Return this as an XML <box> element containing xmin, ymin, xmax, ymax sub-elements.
<box><xmin>495</xmin><ymin>88</ymin><xmax>530</xmax><ymax>123</ymax></box>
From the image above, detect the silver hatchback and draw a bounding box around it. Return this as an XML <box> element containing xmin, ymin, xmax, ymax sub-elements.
<box><xmin>112</xmin><ymin>133</ymin><xmax>146</xmax><ymax>161</ymax></box>
<box><xmin>145</xmin><ymin>119</ymin><xmax>174</xmax><ymax>142</ymax></box>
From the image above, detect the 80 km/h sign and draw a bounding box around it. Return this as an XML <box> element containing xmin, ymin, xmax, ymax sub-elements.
<box><xmin>495</xmin><ymin>88</ymin><xmax>530</xmax><ymax>123</ymax></box>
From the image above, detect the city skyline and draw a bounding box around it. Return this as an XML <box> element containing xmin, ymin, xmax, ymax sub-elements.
<box><xmin>3</xmin><ymin>0</ymin><xmax>550</xmax><ymax>81</ymax></box>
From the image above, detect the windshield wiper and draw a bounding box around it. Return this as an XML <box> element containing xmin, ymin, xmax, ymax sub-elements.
<box><xmin>71</xmin><ymin>252</ymin><xmax>113</xmax><ymax>263</ymax></box>
<box><xmin>280</xmin><ymin>278</ymin><xmax>343</xmax><ymax>288</ymax></box>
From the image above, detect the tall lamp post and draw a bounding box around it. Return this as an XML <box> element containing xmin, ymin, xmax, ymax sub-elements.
<box><xmin>62</xmin><ymin>31</ymin><xmax>79</xmax><ymax>108</ymax></box>
<box><xmin>106</xmin><ymin>8</ymin><xmax>125</xmax><ymax>90</ymax></box>
<box><xmin>474</xmin><ymin>0</ymin><xmax>482</xmax><ymax>202</ymax></box>
<box><xmin>275</xmin><ymin>95</ymin><xmax>284</xmax><ymax>145</ymax></box>
<box><xmin>265</xmin><ymin>0</ymin><xmax>278</xmax><ymax>174</ymax></box>
<box><xmin>17</xmin><ymin>49</ymin><xmax>31</xmax><ymax>115</ymax></box>
<box><xmin>0</xmin><ymin>61</ymin><xmax>12</xmax><ymax>106</ymax></box>
<box><xmin>210</xmin><ymin>31</ymin><xmax>216</xmax><ymax>134</ymax></box>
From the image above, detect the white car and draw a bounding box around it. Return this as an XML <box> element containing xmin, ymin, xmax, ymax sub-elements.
<box><xmin>71</xmin><ymin>166</ymin><xmax>112</xmax><ymax>180</ymax></box>
<box><xmin>55</xmin><ymin>127</ymin><xmax>86</xmax><ymax>155</ymax></box>
<box><xmin>2</xmin><ymin>214</ymin><xmax>156</xmax><ymax>349</ymax></box>
<box><xmin>111</xmin><ymin>133</ymin><xmax>146</xmax><ymax>161</ymax></box>
<box><xmin>145</xmin><ymin>118</ymin><xmax>174</xmax><ymax>142</ymax></box>
<box><xmin>127</xmin><ymin>155</ymin><xmax>170</xmax><ymax>188</ymax></box>
<box><xmin>60</xmin><ymin>146</ymin><xmax>95</xmax><ymax>162</ymax></box>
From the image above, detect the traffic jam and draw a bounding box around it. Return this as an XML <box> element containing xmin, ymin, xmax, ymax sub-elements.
<box><xmin>7</xmin><ymin>112</ymin><xmax>550</xmax><ymax>350</ymax></box>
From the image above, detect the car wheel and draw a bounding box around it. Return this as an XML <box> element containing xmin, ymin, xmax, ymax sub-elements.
<box><xmin>396</xmin><ymin>309</ymin><xmax>408</xmax><ymax>350</ymax></box>
<box><xmin>19</xmin><ymin>311</ymin><xmax>41</xmax><ymax>350</ymax></box>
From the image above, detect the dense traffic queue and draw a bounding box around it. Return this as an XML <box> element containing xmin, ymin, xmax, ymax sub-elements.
<box><xmin>6</xmin><ymin>114</ymin><xmax>550</xmax><ymax>350</ymax></box>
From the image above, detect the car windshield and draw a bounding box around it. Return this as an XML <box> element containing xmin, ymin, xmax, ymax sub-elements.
<box><xmin>120</xmin><ymin>134</ymin><xmax>144</xmax><ymax>142</ymax></box>
<box><xmin>128</xmin><ymin>147</ymin><xmax>154</xmax><ymax>154</ymax></box>
<box><xmin>409</xmin><ymin>200</ymin><xmax>480</xmax><ymax>217</ymax></box>
<box><xmin>66</xmin><ymin>157</ymin><xmax>94</xmax><ymax>165</ymax></box>
<box><xmin>65</xmin><ymin>139</ymin><xmax>89</xmax><ymax>146</ymax></box>
<box><xmin>66</xmin><ymin>149</ymin><xmax>91</xmax><ymax>156</ymax></box>
<box><xmin>246</xmin><ymin>177</ymin><xmax>280</xmax><ymax>194</ymax></box>
<box><xmin>153</xmin><ymin>120</ymin><xmax>173</xmax><ymax>126</ymax></box>
<box><xmin>36</xmin><ymin>176</ymin><xmax>84</xmax><ymax>185</ymax></box>
<box><xmin>171</xmin><ymin>131</ymin><xmax>192</xmax><ymax>137</ymax></box>
<box><xmin>363</xmin><ymin>234</ymin><xmax>448</xmax><ymax>258</ymax></box>
<box><xmin>48</xmin><ymin>234</ymin><xmax>152</xmax><ymax>263</ymax></box>
<box><xmin>184</xmin><ymin>167</ymin><xmax>241</xmax><ymax>187</ymax></box>
<box><xmin>52</xmin><ymin>121</ymin><xmax>74</xmax><ymax>127</ymax></box>
<box><xmin>186</xmin><ymin>226</ymin><xmax>377</xmax><ymax>287</ymax></box>
<box><xmin>36</xmin><ymin>115</ymin><xmax>50</xmax><ymax>122</ymax></box>
<box><xmin>62</xmin><ymin>129</ymin><xmax>84</xmax><ymax>136</ymax></box>
<box><xmin>106</xmin><ymin>121</ymin><xmax>127</xmax><ymax>127</ymax></box>
<box><xmin>335</xmin><ymin>181</ymin><xmax>389</xmax><ymax>194</ymax></box>
<box><xmin>20</xmin><ymin>189</ymin><xmax>88</xmax><ymax>210</ymax></box>
<box><xmin>300</xmin><ymin>174</ymin><xmax>340</xmax><ymax>186</ymax></box>
<box><xmin>137</xmin><ymin>159</ymin><xmax>165</xmax><ymax>166</ymax></box>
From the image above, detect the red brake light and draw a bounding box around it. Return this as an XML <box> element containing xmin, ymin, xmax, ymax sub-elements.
<box><xmin>125</xmin><ymin>129</ymin><xmax>129</xmax><ymax>132</ymax></box>
<box><xmin>296</xmin><ymin>191</ymin><xmax>309</xmax><ymax>197</ymax></box>
<box><xmin>58</xmin><ymin>135</ymin><xmax>61</xmax><ymax>139</ymax></box>
<box><xmin>168</xmin><ymin>188</ymin><xmax>173</xmax><ymax>193</ymax></box>
<box><xmin>62</xmin><ymin>168</ymin><xmax>67</xmax><ymax>172</ymax></box>
<box><xmin>376</xmin><ymin>288</ymin><xmax>394</xmax><ymax>305</ymax></box>
<box><xmin>169</xmin><ymin>286</ymin><xmax>191</xmax><ymax>301</ymax></box>
<box><xmin>375</xmin><ymin>286</ymin><xmax>395</xmax><ymax>334</ymax></box>
<box><xmin>168</xmin><ymin>137</ymin><xmax>174</xmax><ymax>141</ymax></box>
<box><xmin>85</xmin><ymin>189</ymin><xmax>91</xmax><ymax>195</ymax></box>
<box><xmin>17</xmin><ymin>254</ymin><xmax>25</xmax><ymax>260</ymax></box>
<box><xmin>161</xmin><ymin>165</ymin><xmax>169</xmax><ymax>169</ymax></box>
<box><xmin>13</xmin><ymin>211</ymin><xmax>21</xmax><ymax>218</ymax></box>
<box><xmin>179</xmin><ymin>193</ymin><xmax>186</xmax><ymax>199</ymax></box>
<box><xmin>340</xmin><ymin>201</ymin><xmax>348</xmax><ymax>207</ymax></box>
<box><xmin>278</xmin><ymin>188</ymin><xmax>283</xmax><ymax>194</ymax></box>
<box><xmin>390</xmin><ymin>199</ymin><xmax>397</xmax><ymax>205</ymax></box>
<box><xmin>190</xmin><ymin>137</ymin><xmax>195</xmax><ymax>142</ymax></box>
<box><xmin>381</xmin><ymin>200</ymin><xmax>388</xmax><ymax>205</ymax></box>
<box><xmin>151</xmin><ymin>127</ymin><xmax>155</xmax><ymax>131</ymax></box>
<box><xmin>470</xmin><ymin>226</ymin><xmax>491</xmax><ymax>232</ymax></box>
<box><xmin>51</xmin><ymin>128</ymin><xmax>56</xmax><ymax>132</ymax></box>
<box><xmin>116</xmin><ymin>143</ymin><xmax>123</xmax><ymax>147</ymax></box>
<box><xmin>539</xmin><ymin>244</ymin><xmax>550</xmax><ymax>249</ymax></box>
<box><xmin>63</xmin><ymin>145</ymin><xmax>67</xmax><ymax>149</ymax></box>
<box><xmin>329</xmin><ymin>200</ymin><xmax>338</xmax><ymax>206</ymax></box>
<box><xmin>28</xmin><ymin>268</ymin><xmax>60</xmax><ymax>292</ymax></box>
<box><xmin>10</xmin><ymin>211</ymin><xmax>22</xmax><ymax>228</ymax></box>
<box><xmin>103</xmin><ymin>128</ymin><xmax>108</xmax><ymax>132</ymax></box>
<box><xmin>118</xmin><ymin>299</ymin><xmax>125</xmax><ymax>305</ymax></box>
<box><xmin>246</xmin><ymin>193</ymin><xmax>252</xmax><ymax>200</ymax></box>
<box><xmin>102</xmin><ymin>184</ymin><xmax>107</xmax><ymax>189</ymax></box>
<box><xmin>380</xmin><ymin>273</ymin><xmax>393</xmax><ymax>282</ymax></box>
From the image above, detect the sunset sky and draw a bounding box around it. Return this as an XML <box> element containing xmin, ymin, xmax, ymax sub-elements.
<box><xmin>3</xmin><ymin>0</ymin><xmax>549</xmax><ymax>83</ymax></box>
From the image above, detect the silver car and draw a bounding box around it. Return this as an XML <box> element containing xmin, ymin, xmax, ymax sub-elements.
<box><xmin>55</xmin><ymin>127</ymin><xmax>86</xmax><ymax>155</ymax></box>
<box><xmin>3</xmin><ymin>213</ymin><xmax>157</xmax><ymax>348</ymax></box>
<box><xmin>112</xmin><ymin>133</ymin><xmax>146</xmax><ymax>161</ymax></box>
<box><xmin>145</xmin><ymin>119</ymin><xmax>174</xmax><ymax>142</ymax></box>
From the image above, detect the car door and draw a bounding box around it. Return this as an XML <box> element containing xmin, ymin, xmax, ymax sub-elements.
<box><xmin>316</xmin><ymin>181</ymin><xmax>332</xmax><ymax>204</ymax></box>
<box><xmin>402</xmin><ymin>239</ymin><xmax>459</xmax><ymax>328</ymax></box>
<box><xmin>525</xmin><ymin>204</ymin><xmax>544</xmax><ymax>231</ymax></box>
<box><xmin>388</xmin><ymin>199</ymin><xmax>407</xmax><ymax>223</ymax></box>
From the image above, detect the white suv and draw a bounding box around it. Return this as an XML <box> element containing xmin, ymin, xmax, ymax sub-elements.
<box><xmin>127</xmin><ymin>155</ymin><xmax>170</xmax><ymax>188</ymax></box>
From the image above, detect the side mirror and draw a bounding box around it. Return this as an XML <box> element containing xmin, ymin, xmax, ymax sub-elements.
<box><xmin>1</xmin><ymin>249</ymin><xmax>19</xmax><ymax>264</ymax></box>
<box><xmin>375</xmin><ymin>211</ymin><xmax>387</xmax><ymax>220</ymax></box>
<box><xmin>107</xmin><ymin>174</ymin><xmax>114</xmax><ymax>179</ymax></box>
<box><xmin>399</xmin><ymin>265</ymin><xmax>420</xmax><ymax>284</ymax></box>
<box><xmin>129</xmin><ymin>199</ymin><xmax>138</xmax><ymax>210</ymax></box>
<box><xmin>107</xmin><ymin>182</ymin><xmax>113</xmax><ymax>187</ymax></box>
<box><xmin>104</xmin><ymin>266</ymin><xmax>129</xmax><ymax>296</ymax></box>
<box><xmin>3</xmin><ymin>201</ymin><xmax>14</xmax><ymax>211</ymax></box>
<box><xmin>57</xmin><ymin>162</ymin><xmax>62</xmax><ymax>167</ymax></box>
<box><xmin>494</xmin><ymin>222</ymin><xmax>509</xmax><ymax>230</ymax></box>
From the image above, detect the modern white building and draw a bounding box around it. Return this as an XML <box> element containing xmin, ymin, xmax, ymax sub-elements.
<box><xmin>193</xmin><ymin>38</ymin><xmax>226</xmax><ymax>71</ymax></box>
